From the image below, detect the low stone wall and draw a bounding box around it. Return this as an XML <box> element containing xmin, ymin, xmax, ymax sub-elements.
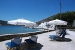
<box><xmin>0</xmin><ymin>30</ymin><xmax>53</xmax><ymax>42</ymax></box>
<box><xmin>69</xmin><ymin>29</ymin><xmax>75</xmax><ymax>31</ymax></box>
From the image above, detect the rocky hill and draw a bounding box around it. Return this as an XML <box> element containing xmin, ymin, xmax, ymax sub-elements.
<box><xmin>0</xmin><ymin>20</ymin><xmax>8</xmax><ymax>25</ymax></box>
<box><xmin>0</xmin><ymin>20</ymin><xmax>13</xmax><ymax>25</ymax></box>
<box><xmin>36</xmin><ymin>11</ymin><xmax>75</xmax><ymax>25</ymax></box>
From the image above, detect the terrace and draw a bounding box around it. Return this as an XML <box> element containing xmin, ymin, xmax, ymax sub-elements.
<box><xmin>0</xmin><ymin>30</ymin><xmax>75</xmax><ymax>50</ymax></box>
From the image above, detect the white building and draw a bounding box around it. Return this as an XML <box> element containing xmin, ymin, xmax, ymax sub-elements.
<box><xmin>37</xmin><ymin>22</ymin><xmax>55</xmax><ymax>30</ymax></box>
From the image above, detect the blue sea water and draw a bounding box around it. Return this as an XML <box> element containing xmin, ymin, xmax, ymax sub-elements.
<box><xmin>0</xmin><ymin>26</ymin><xmax>39</xmax><ymax>35</ymax></box>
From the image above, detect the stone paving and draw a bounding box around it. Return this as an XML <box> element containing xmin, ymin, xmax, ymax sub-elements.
<box><xmin>0</xmin><ymin>29</ymin><xmax>75</xmax><ymax>50</ymax></box>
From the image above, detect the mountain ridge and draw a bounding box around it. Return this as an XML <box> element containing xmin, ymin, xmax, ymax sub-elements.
<box><xmin>36</xmin><ymin>11</ymin><xmax>75</xmax><ymax>25</ymax></box>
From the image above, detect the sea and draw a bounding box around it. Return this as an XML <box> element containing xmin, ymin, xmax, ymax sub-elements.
<box><xmin>0</xmin><ymin>26</ymin><xmax>39</xmax><ymax>35</ymax></box>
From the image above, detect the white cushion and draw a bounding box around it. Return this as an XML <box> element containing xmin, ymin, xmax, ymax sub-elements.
<box><xmin>11</xmin><ymin>37</ymin><xmax>21</xmax><ymax>45</ymax></box>
<box><xmin>30</xmin><ymin>36</ymin><xmax>37</xmax><ymax>43</ymax></box>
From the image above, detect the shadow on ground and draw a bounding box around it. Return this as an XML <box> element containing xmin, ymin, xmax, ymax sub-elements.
<box><xmin>50</xmin><ymin>38</ymin><xmax>72</xmax><ymax>42</ymax></box>
<box><xmin>58</xmin><ymin>38</ymin><xmax>72</xmax><ymax>42</ymax></box>
<box><xmin>29</xmin><ymin>43</ymin><xmax>43</xmax><ymax>50</ymax></box>
<box><xmin>21</xmin><ymin>42</ymin><xmax>43</xmax><ymax>50</ymax></box>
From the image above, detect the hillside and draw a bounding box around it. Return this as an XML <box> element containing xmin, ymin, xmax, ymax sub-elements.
<box><xmin>0</xmin><ymin>20</ymin><xmax>13</xmax><ymax>25</ymax></box>
<box><xmin>36</xmin><ymin>11</ymin><xmax>75</xmax><ymax>25</ymax></box>
<box><xmin>0</xmin><ymin>20</ymin><xmax>8</xmax><ymax>25</ymax></box>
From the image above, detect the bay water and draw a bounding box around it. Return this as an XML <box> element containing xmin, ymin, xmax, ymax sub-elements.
<box><xmin>0</xmin><ymin>26</ymin><xmax>39</xmax><ymax>35</ymax></box>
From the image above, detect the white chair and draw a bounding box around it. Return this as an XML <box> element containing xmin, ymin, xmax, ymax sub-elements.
<box><xmin>5</xmin><ymin>37</ymin><xmax>22</xmax><ymax>50</ymax></box>
<box><xmin>30</xmin><ymin>35</ymin><xmax>38</xmax><ymax>43</ymax></box>
<box><xmin>25</xmin><ymin>35</ymin><xmax>38</xmax><ymax>48</ymax></box>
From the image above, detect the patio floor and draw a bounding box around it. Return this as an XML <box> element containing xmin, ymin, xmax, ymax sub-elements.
<box><xmin>0</xmin><ymin>29</ymin><xmax>75</xmax><ymax>50</ymax></box>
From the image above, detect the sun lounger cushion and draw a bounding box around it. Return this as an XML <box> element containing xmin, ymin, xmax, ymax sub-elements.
<box><xmin>25</xmin><ymin>39</ymin><xmax>36</xmax><ymax>44</ymax></box>
<box><xmin>49</xmin><ymin>35</ymin><xmax>60</xmax><ymax>40</ymax></box>
<box><xmin>6</xmin><ymin>42</ymin><xmax>19</xmax><ymax>48</ymax></box>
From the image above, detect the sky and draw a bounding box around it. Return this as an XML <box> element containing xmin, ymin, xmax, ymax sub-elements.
<box><xmin>0</xmin><ymin>0</ymin><xmax>75</xmax><ymax>22</ymax></box>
